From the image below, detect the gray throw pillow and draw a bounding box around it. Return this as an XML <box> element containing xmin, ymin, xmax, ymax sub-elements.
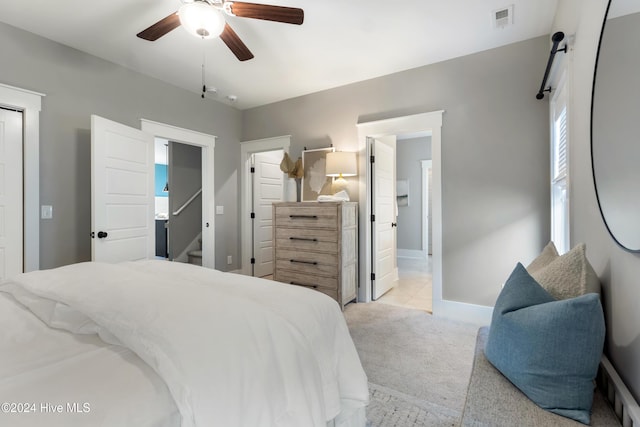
<box><xmin>485</xmin><ymin>263</ymin><xmax>605</xmax><ymax>425</ymax></box>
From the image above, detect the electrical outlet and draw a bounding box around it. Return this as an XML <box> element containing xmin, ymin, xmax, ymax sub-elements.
<box><xmin>227</xmin><ymin>255</ymin><xmax>232</xmax><ymax>265</ymax></box>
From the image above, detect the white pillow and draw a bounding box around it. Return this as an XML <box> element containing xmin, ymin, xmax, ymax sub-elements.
<box><xmin>526</xmin><ymin>241</ymin><xmax>559</xmax><ymax>274</ymax></box>
<box><xmin>529</xmin><ymin>243</ymin><xmax>601</xmax><ymax>300</ymax></box>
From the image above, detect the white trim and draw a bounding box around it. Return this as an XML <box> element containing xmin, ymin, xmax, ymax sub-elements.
<box><xmin>396</xmin><ymin>249</ymin><xmax>424</xmax><ymax>259</ymax></box>
<box><xmin>550</xmin><ymin>70</ymin><xmax>570</xmax><ymax>254</ymax></box>
<box><xmin>357</xmin><ymin>111</ymin><xmax>444</xmax><ymax>309</ymax></box>
<box><xmin>432</xmin><ymin>299</ymin><xmax>493</xmax><ymax>326</ymax></box>
<box><xmin>0</xmin><ymin>83</ymin><xmax>44</xmax><ymax>272</ymax></box>
<box><xmin>140</xmin><ymin>119</ymin><xmax>216</xmax><ymax>268</ymax></box>
<box><xmin>240</xmin><ymin>136</ymin><xmax>291</xmax><ymax>276</ymax></box>
<box><xmin>421</xmin><ymin>159</ymin><xmax>432</xmax><ymax>259</ymax></box>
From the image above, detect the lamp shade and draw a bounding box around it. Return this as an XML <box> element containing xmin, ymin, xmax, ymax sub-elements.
<box><xmin>179</xmin><ymin>2</ymin><xmax>225</xmax><ymax>39</ymax></box>
<box><xmin>326</xmin><ymin>151</ymin><xmax>357</xmax><ymax>177</ymax></box>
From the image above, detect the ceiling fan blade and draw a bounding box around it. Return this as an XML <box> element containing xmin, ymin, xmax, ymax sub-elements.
<box><xmin>227</xmin><ymin>2</ymin><xmax>304</xmax><ymax>25</ymax></box>
<box><xmin>137</xmin><ymin>12</ymin><xmax>181</xmax><ymax>41</ymax></box>
<box><xmin>220</xmin><ymin>23</ymin><xmax>254</xmax><ymax>61</ymax></box>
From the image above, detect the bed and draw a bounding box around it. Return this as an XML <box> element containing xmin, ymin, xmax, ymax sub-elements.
<box><xmin>0</xmin><ymin>260</ymin><xmax>369</xmax><ymax>427</ymax></box>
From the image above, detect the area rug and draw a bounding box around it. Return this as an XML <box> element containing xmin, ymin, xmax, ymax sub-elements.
<box><xmin>344</xmin><ymin>302</ymin><xmax>483</xmax><ymax>427</ymax></box>
<box><xmin>366</xmin><ymin>382</ymin><xmax>460</xmax><ymax>427</ymax></box>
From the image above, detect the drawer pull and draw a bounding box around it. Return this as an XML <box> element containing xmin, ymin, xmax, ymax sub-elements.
<box><xmin>290</xmin><ymin>259</ymin><xmax>318</xmax><ymax>265</ymax></box>
<box><xmin>289</xmin><ymin>237</ymin><xmax>318</xmax><ymax>242</ymax></box>
<box><xmin>289</xmin><ymin>215</ymin><xmax>318</xmax><ymax>219</ymax></box>
<box><xmin>290</xmin><ymin>281</ymin><xmax>318</xmax><ymax>289</ymax></box>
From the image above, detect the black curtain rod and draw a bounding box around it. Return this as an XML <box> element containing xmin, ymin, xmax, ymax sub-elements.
<box><xmin>536</xmin><ymin>32</ymin><xmax>567</xmax><ymax>100</ymax></box>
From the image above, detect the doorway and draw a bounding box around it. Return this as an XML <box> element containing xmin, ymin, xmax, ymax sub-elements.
<box><xmin>374</xmin><ymin>136</ymin><xmax>433</xmax><ymax>311</ymax></box>
<box><xmin>154</xmin><ymin>139</ymin><xmax>204</xmax><ymax>264</ymax></box>
<box><xmin>141</xmin><ymin>119</ymin><xmax>216</xmax><ymax>268</ymax></box>
<box><xmin>240</xmin><ymin>136</ymin><xmax>291</xmax><ymax>277</ymax></box>
<box><xmin>356</xmin><ymin>111</ymin><xmax>444</xmax><ymax>310</ymax></box>
<box><xmin>0</xmin><ymin>83</ymin><xmax>42</xmax><ymax>273</ymax></box>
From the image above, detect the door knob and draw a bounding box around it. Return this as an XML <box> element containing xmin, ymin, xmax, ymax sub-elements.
<box><xmin>391</xmin><ymin>222</ymin><xmax>397</xmax><ymax>227</ymax></box>
<box><xmin>97</xmin><ymin>231</ymin><xmax>108</xmax><ymax>239</ymax></box>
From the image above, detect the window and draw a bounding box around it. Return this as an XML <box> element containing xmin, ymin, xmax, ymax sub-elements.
<box><xmin>550</xmin><ymin>76</ymin><xmax>569</xmax><ymax>254</ymax></box>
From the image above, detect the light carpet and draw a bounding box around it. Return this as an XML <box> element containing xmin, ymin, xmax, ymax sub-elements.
<box><xmin>344</xmin><ymin>303</ymin><xmax>482</xmax><ymax>427</ymax></box>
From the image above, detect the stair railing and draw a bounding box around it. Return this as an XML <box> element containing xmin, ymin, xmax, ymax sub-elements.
<box><xmin>172</xmin><ymin>188</ymin><xmax>202</xmax><ymax>216</ymax></box>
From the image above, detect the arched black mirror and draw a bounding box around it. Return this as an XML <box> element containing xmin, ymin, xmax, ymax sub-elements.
<box><xmin>591</xmin><ymin>0</ymin><xmax>640</xmax><ymax>251</ymax></box>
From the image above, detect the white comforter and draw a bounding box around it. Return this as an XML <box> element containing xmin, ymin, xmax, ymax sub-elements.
<box><xmin>0</xmin><ymin>261</ymin><xmax>369</xmax><ymax>427</ymax></box>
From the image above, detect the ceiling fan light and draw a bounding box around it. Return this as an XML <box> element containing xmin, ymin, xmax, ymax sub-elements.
<box><xmin>179</xmin><ymin>2</ymin><xmax>225</xmax><ymax>39</ymax></box>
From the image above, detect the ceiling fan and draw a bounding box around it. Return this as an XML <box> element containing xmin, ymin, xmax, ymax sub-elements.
<box><xmin>137</xmin><ymin>0</ymin><xmax>304</xmax><ymax>61</ymax></box>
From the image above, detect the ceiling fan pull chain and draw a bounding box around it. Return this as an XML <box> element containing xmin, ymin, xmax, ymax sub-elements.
<box><xmin>201</xmin><ymin>40</ymin><xmax>206</xmax><ymax>99</ymax></box>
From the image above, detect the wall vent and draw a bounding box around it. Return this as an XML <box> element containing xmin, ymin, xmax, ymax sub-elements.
<box><xmin>493</xmin><ymin>5</ymin><xmax>513</xmax><ymax>29</ymax></box>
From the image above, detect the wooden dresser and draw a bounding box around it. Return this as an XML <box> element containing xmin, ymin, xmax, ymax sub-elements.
<box><xmin>272</xmin><ymin>202</ymin><xmax>358</xmax><ymax>309</ymax></box>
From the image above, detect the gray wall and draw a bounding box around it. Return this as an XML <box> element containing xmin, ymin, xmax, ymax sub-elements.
<box><xmin>169</xmin><ymin>142</ymin><xmax>202</xmax><ymax>261</ymax></box>
<box><xmin>0</xmin><ymin>22</ymin><xmax>242</xmax><ymax>271</ymax></box>
<box><xmin>243</xmin><ymin>36</ymin><xmax>551</xmax><ymax>307</ymax></box>
<box><xmin>396</xmin><ymin>136</ymin><xmax>430</xmax><ymax>251</ymax></box>
<box><xmin>553</xmin><ymin>0</ymin><xmax>640</xmax><ymax>402</ymax></box>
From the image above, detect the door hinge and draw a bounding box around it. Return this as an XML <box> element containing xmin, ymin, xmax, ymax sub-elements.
<box><xmin>250</xmin><ymin>258</ymin><xmax>255</xmax><ymax>264</ymax></box>
<box><xmin>370</xmin><ymin>155</ymin><xmax>375</xmax><ymax>163</ymax></box>
<box><xmin>250</xmin><ymin>167</ymin><xmax>255</xmax><ymax>173</ymax></box>
<box><xmin>250</xmin><ymin>212</ymin><xmax>255</xmax><ymax>219</ymax></box>
<box><xmin>370</xmin><ymin>214</ymin><xmax>375</xmax><ymax>222</ymax></box>
<box><xmin>371</xmin><ymin>273</ymin><xmax>376</xmax><ymax>281</ymax></box>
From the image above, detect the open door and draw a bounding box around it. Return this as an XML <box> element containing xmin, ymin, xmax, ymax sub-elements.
<box><xmin>252</xmin><ymin>150</ymin><xmax>284</xmax><ymax>277</ymax></box>
<box><xmin>370</xmin><ymin>136</ymin><xmax>398</xmax><ymax>299</ymax></box>
<box><xmin>91</xmin><ymin>115</ymin><xmax>155</xmax><ymax>262</ymax></box>
<box><xmin>0</xmin><ymin>108</ymin><xmax>23</xmax><ymax>279</ymax></box>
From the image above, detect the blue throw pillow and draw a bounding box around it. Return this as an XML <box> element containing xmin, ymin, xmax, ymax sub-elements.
<box><xmin>485</xmin><ymin>263</ymin><xmax>605</xmax><ymax>424</ymax></box>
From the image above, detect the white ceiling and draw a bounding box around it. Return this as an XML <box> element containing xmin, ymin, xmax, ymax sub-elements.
<box><xmin>0</xmin><ymin>0</ymin><xmax>559</xmax><ymax>110</ymax></box>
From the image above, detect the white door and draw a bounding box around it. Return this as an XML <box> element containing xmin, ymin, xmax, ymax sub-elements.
<box><xmin>0</xmin><ymin>108</ymin><xmax>23</xmax><ymax>280</ymax></box>
<box><xmin>91</xmin><ymin>115</ymin><xmax>155</xmax><ymax>262</ymax></box>
<box><xmin>252</xmin><ymin>150</ymin><xmax>284</xmax><ymax>277</ymax></box>
<box><xmin>371</xmin><ymin>136</ymin><xmax>397</xmax><ymax>299</ymax></box>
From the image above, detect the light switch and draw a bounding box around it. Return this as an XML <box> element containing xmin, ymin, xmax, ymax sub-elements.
<box><xmin>216</xmin><ymin>206</ymin><xmax>224</xmax><ymax>215</ymax></box>
<box><xmin>41</xmin><ymin>205</ymin><xmax>53</xmax><ymax>219</ymax></box>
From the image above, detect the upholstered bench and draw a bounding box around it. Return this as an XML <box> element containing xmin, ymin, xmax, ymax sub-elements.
<box><xmin>460</xmin><ymin>327</ymin><xmax>621</xmax><ymax>426</ymax></box>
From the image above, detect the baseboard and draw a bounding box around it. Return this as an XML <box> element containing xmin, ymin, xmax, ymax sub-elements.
<box><xmin>432</xmin><ymin>298</ymin><xmax>493</xmax><ymax>326</ymax></box>
<box><xmin>227</xmin><ymin>269</ymin><xmax>242</xmax><ymax>274</ymax></box>
<box><xmin>397</xmin><ymin>249</ymin><xmax>426</xmax><ymax>259</ymax></box>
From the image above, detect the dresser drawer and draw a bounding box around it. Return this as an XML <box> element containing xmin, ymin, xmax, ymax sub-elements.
<box><xmin>276</xmin><ymin>248</ymin><xmax>337</xmax><ymax>264</ymax></box>
<box><xmin>274</xmin><ymin>205</ymin><xmax>338</xmax><ymax>229</ymax></box>
<box><xmin>275</xmin><ymin>228</ymin><xmax>338</xmax><ymax>253</ymax></box>
<box><xmin>276</xmin><ymin>257</ymin><xmax>338</xmax><ymax>277</ymax></box>
<box><xmin>275</xmin><ymin>270</ymin><xmax>338</xmax><ymax>291</ymax></box>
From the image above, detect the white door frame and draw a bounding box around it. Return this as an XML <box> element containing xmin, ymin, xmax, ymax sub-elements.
<box><xmin>357</xmin><ymin>110</ymin><xmax>444</xmax><ymax>307</ymax></box>
<box><xmin>421</xmin><ymin>159</ymin><xmax>432</xmax><ymax>259</ymax></box>
<box><xmin>141</xmin><ymin>119</ymin><xmax>216</xmax><ymax>268</ymax></box>
<box><xmin>0</xmin><ymin>83</ymin><xmax>43</xmax><ymax>272</ymax></box>
<box><xmin>240</xmin><ymin>136</ymin><xmax>291</xmax><ymax>276</ymax></box>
